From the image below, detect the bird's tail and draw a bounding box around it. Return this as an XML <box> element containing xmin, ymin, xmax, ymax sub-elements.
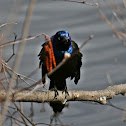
<box><xmin>50</xmin><ymin>101</ymin><xmax>65</xmax><ymax>113</ymax></box>
<box><xmin>49</xmin><ymin>99</ymin><xmax>66</xmax><ymax>125</ymax></box>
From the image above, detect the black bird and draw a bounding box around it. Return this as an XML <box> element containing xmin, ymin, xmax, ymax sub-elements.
<box><xmin>38</xmin><ymin>30</ymin><xmax>82</xmax><ymax>114</ymax></box>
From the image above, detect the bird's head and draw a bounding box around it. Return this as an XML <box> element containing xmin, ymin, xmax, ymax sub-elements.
<box><xmin>54</xmin><ymin>31</ymin><xmax>71</xmax><ymax>51</ymax></box>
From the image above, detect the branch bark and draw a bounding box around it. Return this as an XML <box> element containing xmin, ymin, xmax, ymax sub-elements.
<box><xmin>0</xmin><ymin>84</ymin><xmax>126</xmax><ymax>104</ymax></box>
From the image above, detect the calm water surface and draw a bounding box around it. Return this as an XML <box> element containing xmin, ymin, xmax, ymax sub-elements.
<box><xmin>1</xmin><ymin>0</ymin><xmax>126</xmax><ymax>126</ymax></box>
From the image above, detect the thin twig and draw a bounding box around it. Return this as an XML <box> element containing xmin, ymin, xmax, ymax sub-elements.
<box><xmin>0</xmin><ymin>33</ymin><xmax>43</xmax><ymax>48</ymax></box>
<box><xmin>112</xmin><ymin>11</ymin><xmax>126</xmax><ymax>31</ymax></box>
<box><xmin>14</xmin><ymin>102</ymin><xmax>36</xmax><ymax>126</ymax></box>
<box><xmin>0</xmin><ymin>81</ymin><xmax>6</xmax><ymax>90</ymax></box>
<box><xmin>107</xmin><ymin>100</ymin><xmax>126</xmax><ymax>112</ymax></box>
<box><xmin>1</xmin><ymin>58</ymin><xmax>37</xmax><ymax>83</ymax></box>
<box><xmin>7</xmin><ymin>111</ymin><xmax>25</xmax><ymax>125</ymax></box>
<box><xmin>64</xmin><ymin>0</ymin><xmax>98</xmax><ymax>6</ymax></box>
<box><xmin>14</xmin><ymin>102</ymin><xmax>29</xmax><ymax>126</ymax></box>
<box><xmin>2</xmin><ymin>65</ymin><xmax>9</xmax><ymax>87</ymax></box>
<box><xmin>26</xmin><ymin>67</ymin><xmax>39</xmax><ymax>79</ymax></box>
<box><xmin>6</xmin><ymin>32</ymin><xmax>17</xmax><ymax>63</ymax></box>
<box><xmin>98</xmin><ymin>3</ymin><xmax>126</xmax><ymax>46</ymax></box>
<box><xmin>0</xmin><ymin>22</ymin><xmax>17</xmax><ymax>28</ymax></box>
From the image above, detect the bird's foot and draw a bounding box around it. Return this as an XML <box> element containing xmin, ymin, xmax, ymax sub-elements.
<box><xmin>62</xmin><ymin>88</ymin><xmax>69</xmax><ymax>99</ymax></box>
<box><xmin>53</xmin><ymin>87</ymin><xmax>59</xmax><ymax>99</ymax></box>
<box><xmin>50</xmin><ymin>86</ymin><xmax>59</xmax><ymax>98</ymax></box>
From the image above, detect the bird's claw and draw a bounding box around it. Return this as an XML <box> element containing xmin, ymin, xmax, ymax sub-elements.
<box><xmin>52</xmin><ymin>87</ymin><xmax>69</xmax><ymax>99</ymax></box>
<box><xmin>62</xmin><ymin>88</ymin><xmax>69</xmax><ymax>99</ymax></box>
<box><xmin>54</xmin><ymin>87</ymin><xmax>59</xmax><ymax>98</ymax></box>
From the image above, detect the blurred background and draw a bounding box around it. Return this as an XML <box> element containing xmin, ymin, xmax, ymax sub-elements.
<box><xmin>1</xmin><ymin>0</ymin><xmax>126</xmax><ymax>125</ymax></box>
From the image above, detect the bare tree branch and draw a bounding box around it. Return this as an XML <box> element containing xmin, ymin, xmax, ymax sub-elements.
<box><xmin>0</xmin><ymin>84</ymin><xmax>125</xmax><ymax>104</ymax></box>
<box><xmin>0</xmin><ymin>0</ymin><xmax>36</xmax><ymax>125</ymax></box>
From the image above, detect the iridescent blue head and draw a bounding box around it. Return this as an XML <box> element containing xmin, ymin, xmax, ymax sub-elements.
<box><xmin>54</xmin><ymin>31</ymin><xmax>72</xmax><ymax>51</ymax></box>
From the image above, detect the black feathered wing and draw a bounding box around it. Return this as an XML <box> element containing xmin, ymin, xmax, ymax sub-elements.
<box><xmin>68</xmin><ymin>40</ymin><xmax>82</xmax><ymax>84</ymax></box>
<box><xmin>38</xmin><ymin>43</ymin><xmax>47</xmax><ymax>84</ymax></box>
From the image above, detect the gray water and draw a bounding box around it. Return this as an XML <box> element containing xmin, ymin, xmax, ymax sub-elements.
<box><xmin>1</xmin><ymin>0</ymin><xmax>126</xmax><ymax>126</ymax></box>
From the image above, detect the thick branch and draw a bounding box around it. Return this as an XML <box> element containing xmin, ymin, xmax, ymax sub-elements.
<box><xmin>0</xmin><ymin>84</ymin><xmax>126</xmax><ymax>104</ymax></box>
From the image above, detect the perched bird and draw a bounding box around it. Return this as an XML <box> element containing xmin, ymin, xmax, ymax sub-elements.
<box><xmin>38</xmin><ymin>31</ymin><xmax>82</xmax><ymax>114</ymax></box>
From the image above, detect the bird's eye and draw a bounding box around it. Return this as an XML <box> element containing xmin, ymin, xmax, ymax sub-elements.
<box><xmin>58</xmin><ymin>37</ymin><xmax>60</xmax><ymax>40</ymax></box>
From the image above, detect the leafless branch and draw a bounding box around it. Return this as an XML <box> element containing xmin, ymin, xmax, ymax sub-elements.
<box><xmin>64</xmin><ymin>0</ymin><xmax>98</xmax><ymax>6</ymax></box>
<box><xmin>0</xmin><ymin>33</ymin><xmax>43</xmax><ymax>48</ymax></box>
<box><xmin>0</xmin><ymin>22</ymin><xmax>17</xmax><ymax>28</ymax></box>
<box><xmin>0</xmin><ymin>84</ymin><xmax>125</xmax><ymax>104</ymax></box>
<box><xmin>0</xmin><ymin>0</ymin><xmax>36</xmax><ymax>125</ymax></box>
